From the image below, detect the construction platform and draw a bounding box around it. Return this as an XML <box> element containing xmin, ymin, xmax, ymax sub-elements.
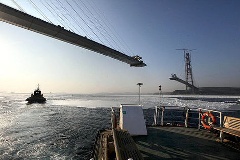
<box><xmin>133</xmin><ymin>126</ymin><xmax>240</xmax><ymax>160</ymax></box>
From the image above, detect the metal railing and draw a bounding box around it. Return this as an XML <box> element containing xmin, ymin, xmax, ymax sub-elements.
<box><xmin>198</xmin><ymin>108</ymin><xmax>222</xmax><ymax>130</ymax></box>
<box><xmin>153</xmin><ymin>106</ymin><xmax>223</xmax><ymax>129</ymax></box>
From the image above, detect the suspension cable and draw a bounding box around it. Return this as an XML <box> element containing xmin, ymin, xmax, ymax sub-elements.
<box><xmin>8</xmin><ymin>0</ymin><xmax>134</xmax><ymax>55</ymax></box>
<box><xmin>54</xmin><ymin>0</ymin><xmax>75</xmax><ymax>33</ymax></box>
<box><xmin>69</xmin><ymin>0</ymin><xmax>105</xmax><ymax>45</ymax></box>
<box><xmin>11</xmin><ymin>0</ymin><xmax>25</xmax><ymax>13</ymax></box>
<box><xmin>77</xmin><ymin>0</ymin><xmax>119</xmax><ymax>51</ymax></box>
<box><xmin>42</xmin><ymin>0</ymin><xmax>92</xmax><ymax>40</ymax></box>
<box><xmin>56</xmin><ymin>0</ymin><xmax>92</xmax><ymax>38</ymax></box>
<box><xmin>27</xmin><ymin>0</ymin><xmax>52</xmax><ymax>23</ymax></box>
<box><xmin>77</xmin><ymin>0</ymin><xmax>122</xmax><ymax>52</ymax></box>
<box><xmin>47</xmin><ymin>0</ymin><xmax>74</xmax><ymax>32</ymax></box>
<box><xmin>87</xmin><ymin>0</ymin><xmax>135</xmax><ymax>56</ymax></box>
<box><xmin>40</xmin><ymin>0</ymin><xmax>65</xmax><ymax>27</ymax></box>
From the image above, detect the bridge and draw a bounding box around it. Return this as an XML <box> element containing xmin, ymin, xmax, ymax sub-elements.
<box><xmin>170</xmin><ymin>74</ymin><xmax>199</xmax><ymax>92</ymax></box>
<box><xmin>0</xmin><ymin>3</ymin><xmax>146</xmax><ymax>67</ymax></box>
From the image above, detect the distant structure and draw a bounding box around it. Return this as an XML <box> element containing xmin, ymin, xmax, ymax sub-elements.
<box><xmin>170</xmin><ymin>49</ymin><xmax>198</xmax><ymax>94</ymax></box>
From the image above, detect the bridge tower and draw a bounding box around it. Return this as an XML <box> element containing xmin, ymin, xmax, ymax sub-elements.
<box><xmin>177</xmin><ymin>49</ymin><xmax>195</xmax><ymax>92</ymax></box>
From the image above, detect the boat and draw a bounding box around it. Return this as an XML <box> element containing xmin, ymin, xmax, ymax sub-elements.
<box><xmin>91</xmin><ymin>105</ymin><xmax>240</xmax><ymax>160</ymax></box>
<box><xmin>237</xmin><ymin>99</ymin><xmax>240</xmax><ymax>104</ymax></box>
<box><xmin>26</xmin><ymin>84</ymin><xmax>46</xmax><ymax>104</ymax></box>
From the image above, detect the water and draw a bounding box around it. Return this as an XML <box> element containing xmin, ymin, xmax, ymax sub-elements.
<box><xmin>0</xmin><ymin>93</ymin><xmax>240</xmax><ymax>159</ymax></box>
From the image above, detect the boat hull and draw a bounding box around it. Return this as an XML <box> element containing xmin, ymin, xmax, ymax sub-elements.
<box><xmin>26</xmin><ymin>97</ymin><xmax>46</xmax><ymax>104</ymax></box>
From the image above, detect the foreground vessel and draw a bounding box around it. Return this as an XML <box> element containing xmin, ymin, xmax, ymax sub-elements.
<box><xmin>91</xmin><ymin>105</ymin><xmax>240</xmax><ymax>159</ymax></box>
<box><xmin>26</xmin><ymin>84</ymin><xmax>46</xmax><ymax>104</ymax></box>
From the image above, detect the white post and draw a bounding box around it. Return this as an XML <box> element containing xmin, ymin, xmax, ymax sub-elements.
<box><xmin>137</xmin><ymin>83</ymin><xmax>143</xmax><ymax>105</ymax></box>
<box><xmin>185</xmin><ymin>108</ymin><xmax>189</xmax><ymax>128</ymax></box>
<box><xmin>154</xmin><ymin>106</ymin><xmax>157</xmax><ymax>125</ymax></box>
<box><xmin>219</xmin><ymin>111</ymin><xmax>222</xmax><ymax>127</ymax></box>
<box><xmin>139</xmin><ymin>86</ymin><xmax>140</xmax><ymax>104</ymax></box>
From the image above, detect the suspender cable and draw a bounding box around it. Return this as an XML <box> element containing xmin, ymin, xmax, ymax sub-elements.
<box><xmin>11</xmin><ymin>0</ymin><xmax>25</xmax><ymax>13</ymax></box>
<box><xmin>27</xmin><ymin>0</ymin><xmax>52</xmax><ymax>24</ymax></box>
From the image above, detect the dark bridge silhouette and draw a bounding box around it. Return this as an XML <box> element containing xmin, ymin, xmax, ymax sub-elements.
<box><xmin>0</xmin><ymin>3</ymin><xmax>146</xmax><ymax>67</ymax></box>
<box><xmin>170</xmin><ymin>74</ymin><xmax>199</xmax><ymax>91</ymax></box>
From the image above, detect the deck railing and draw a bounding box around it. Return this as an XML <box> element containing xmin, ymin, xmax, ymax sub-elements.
<box><xmin>198</xmin><ymin>108</ymin><xmax>222</xmax><ymax>129</ymax></box>
<box><xmin>153</xmin><ymin>106</ymin><xmax>223</xmax><ymax>129</ymax></box>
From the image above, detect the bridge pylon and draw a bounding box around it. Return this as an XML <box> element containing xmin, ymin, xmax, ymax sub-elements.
<box><xmin>173</xmin><ymin>49</ymin><xmax>198</xmax><ymax>93</ymax></box>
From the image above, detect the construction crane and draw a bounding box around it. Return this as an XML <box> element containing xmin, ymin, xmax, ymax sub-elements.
<box><xmin>170</xmin><ymin>49</ymin><xmax>198</xmax><ymax>93</ymax></box>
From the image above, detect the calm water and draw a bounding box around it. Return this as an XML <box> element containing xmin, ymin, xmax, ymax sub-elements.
<box><xmin>0</xmin><ymin>93</ymin><xmax>240</xmax><ymax>159</ymax></box>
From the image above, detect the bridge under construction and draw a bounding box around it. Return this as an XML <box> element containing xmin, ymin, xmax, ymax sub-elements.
<box><xmin>0</xmin><ymin>2</ymin><xmax>146</xmax><ymax>67</ymax></box>
<box><xmin>170</xmin><ymin>49</ymin><xmax>199</xmax><ymax>94</ymax></box>
<box><xmin>170</xmin><ymin>74</ymin><xmax>198</xmax><ymax>92</ymax></box>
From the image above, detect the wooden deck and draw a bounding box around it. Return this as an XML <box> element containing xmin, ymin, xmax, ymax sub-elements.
<box><xmin>133</xmin><ymin>127</ymin><xmax>240</xmax><ymax>160</ymax></box>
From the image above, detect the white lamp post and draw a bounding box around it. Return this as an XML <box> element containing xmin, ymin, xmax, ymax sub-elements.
<box><xmin>137</xmin><ymin>83</ymin><xmax>143</xmax><ymax>105</ymax></box>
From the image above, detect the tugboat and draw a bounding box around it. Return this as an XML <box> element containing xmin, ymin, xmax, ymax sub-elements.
<box><xmin>26</xmin><ymin>84</ymin><xmax>46</xmax><ymax>104</ymax></box>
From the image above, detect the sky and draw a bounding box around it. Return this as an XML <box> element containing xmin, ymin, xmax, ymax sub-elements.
<box><xmin>0</xmin><ymin>0</ymin><xmax>240</xmax><ymax>94</ymax></box>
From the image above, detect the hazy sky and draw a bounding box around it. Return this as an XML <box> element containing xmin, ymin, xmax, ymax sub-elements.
<box><xmin>0</xmin><ymin>0</ymin><xmax>240</xmax><ymax>94</ymax></box>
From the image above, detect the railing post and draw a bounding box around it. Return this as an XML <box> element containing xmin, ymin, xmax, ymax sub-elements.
<box><xmin>185</xmin><ymin>108</ymin><xmax>189</xmax><ymax>128</ymax></box>
<box><xmin>198</xmin><ymin>108</ymin><xmax>201</xmax><ymax>130</ymax></box>
<box><xmin>111</xmin><ymin>108</ymin><xmax>117</xmax><ymax>129</ymax></box>
<box><xmin>220</xmin><ymin>111</ymin><xmax>222</xmax><ymax>127</ymax></box>
<box><xmin>154</xmin><ymin>106</ymin><xmax>158</xmax><ymax>125</ymax></box>
<box><xmin>161</xmin><ymin>106</ymin><xmax>164</xmax><ymax>126</ymax></box>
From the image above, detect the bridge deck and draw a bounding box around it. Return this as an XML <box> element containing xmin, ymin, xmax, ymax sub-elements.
<box><xmin>170</xmin><ymin>75</ymin><xmax>198</xmax><ymax>90</ymax></box>
<box><xmin>0</xmin><ymin>3</ymin><xmax>146</xmax><ymax>67</ymax></box>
